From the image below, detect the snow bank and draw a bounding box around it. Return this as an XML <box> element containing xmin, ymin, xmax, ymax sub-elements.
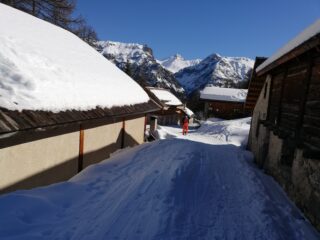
<box><xmin>157</xmin><ymin>117</ymin><xmax>251</xmax><ymax>147</ymax></box>
<box><xmin>257</xmin><ymin>19</ymin><xmax>320</xmax><ymax>73</ymax></box>
<box><xmin>0</xmin><ymin>4</ymin><xmax>149</xmax><ymax>112</ymax></box>
<box><xmin>149</xmin><ymin>88</ymin><xmax>182</xmax><ymax>106</ymax></box>
<box><xmin>200</xmin><ymin>86</ymin><xmax>248</xmax><ymax>102</ymax></box>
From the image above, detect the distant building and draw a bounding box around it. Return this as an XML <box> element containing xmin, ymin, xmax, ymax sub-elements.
<box><xmin>145</xmin><ymin>87</ymin><xmax>186</xmax><ymax>125</ymax></box>
<box><xmin>200</xmin><ymin>86</ymin><xmax>248</xmax><ymax>119</ymax></box>
<box><xmin>248</xmin><ymin>19</ymin><xmax>320</xmax><ymax>229</ymax></box>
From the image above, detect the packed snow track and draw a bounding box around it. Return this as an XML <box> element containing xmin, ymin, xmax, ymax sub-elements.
<box><xmin>0</xmin><ymin>118</ymin><xmax>319</xmax><ymax>239</ymax></box>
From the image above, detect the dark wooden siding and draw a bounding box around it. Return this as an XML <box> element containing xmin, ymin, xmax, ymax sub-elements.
<box><xmin>0</xmin><ymin>100</ymin><xmax>160</xmax><ymax>134</ymax></box>
<box><xmin>264</xmin><ymin>49</ymin><xmax>320</xmax><ymax>156</ymax></box>
<box><xmin>279</xmin><ymin>62</ymin><xmax>309</xmax><ymax>136</ymax></box>
<box><xmin>206</xmin><ymin>100</ymin><xmax>245</xmax><ymax>119</ymax></box>
<box><xmin>268</xmin><ymin>71</ymin><xmax>285</xmax><ymax>127</ymax></box>
<box><xmin>302</xmin><ymin>55</ymin><xmax>320</xmax><ymax>151</ymax></box>
<box><xmin>244</xmin><ymin>57</ymin><xmax>267</xmax><ymax>115</ymax></box>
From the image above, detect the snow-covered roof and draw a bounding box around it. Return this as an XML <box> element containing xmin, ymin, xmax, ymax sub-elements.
<box><xmin>183</xmin><ymin>107</ymin><xmax>194</xmax><ymax>117</ymax></box>
<box><xmin>200</xmin><ymin>86</ymin><xmax>247</xmax><ymax>103</ymax></box>
<box><xmin>0</xmin><ymin>4</ymin><xmax>149</xmax><ymax>112</ymax></box>
<box><xmin>148</xmin><ymin>88</ymin><xmax>183</xmax><ymax>106</ymax></box>
<box><xmin>257</xmin><ymin>19</ymin><xmax>320</xmax><ymax>73</ymax></box>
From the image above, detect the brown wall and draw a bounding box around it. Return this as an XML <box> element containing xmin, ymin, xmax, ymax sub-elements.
<box><xmin>204</xmin><ymin>101</ymin><xmax>244</xmax><ymax>119</ymax></box>
<box><xmin>248</xmin><ymin>52</ymin><xmax>320</xmax><ymax>229</ymax></box>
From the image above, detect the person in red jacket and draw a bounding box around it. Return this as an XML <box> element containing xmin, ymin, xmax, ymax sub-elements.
<box><xmin>182</xmin><ymin>115</ymin><xmax>189</xmax><ymax>135</ymax></box>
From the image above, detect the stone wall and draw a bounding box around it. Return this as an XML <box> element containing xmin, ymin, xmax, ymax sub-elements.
<box><xmin>248</xmin><ymin>74</ymin><xmax>320</xmax><ymax>230</ymax></box>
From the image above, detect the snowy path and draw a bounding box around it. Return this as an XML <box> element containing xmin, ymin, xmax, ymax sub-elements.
<box><xmin>0</xmin><ymin>118</ymin><xmax>319</xmax><ymax>239</ymax></box>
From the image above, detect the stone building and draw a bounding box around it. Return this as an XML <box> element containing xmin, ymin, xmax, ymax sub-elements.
<box><xmin>248</xmin><ymin>19</ymin><xmax>320</xmax><ymax>229</ymax></box>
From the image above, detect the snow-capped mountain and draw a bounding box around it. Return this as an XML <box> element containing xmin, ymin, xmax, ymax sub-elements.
<box><xmin>175</xmin><ymin>54</ymin><xmax>254</xmax><ymax>95</ymax></box>
<box><xmin>95</xmin><ymin>41</ymin><xmax>185</xmax><ymax>99</ymax></box>
<box><xmin>157</xmin><ymin>54</ymin><xmax>201</xmax><ymax>73</ymax></box>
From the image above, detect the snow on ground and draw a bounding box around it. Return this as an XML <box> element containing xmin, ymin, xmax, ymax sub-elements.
<box><xmin>156</xmin><ymin>118</ymin><xmax>250</xmax><ymax>147</ymax></box>
<box><xmin>200</xmin><ymin>86</ymin><xmax>248</xmax><ymax>102</ymax></box>
<box><xmin>0</xmin><ymin>4</ymin><xmax>149</xmax><ymax>112</ymax></box>
<box><xmin>0</xmin><ymin>118</ymin><xmax>319</xmax><ymax>240</ymax></box>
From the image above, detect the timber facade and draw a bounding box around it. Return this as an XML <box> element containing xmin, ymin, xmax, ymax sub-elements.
<box><xmin>203</xmin><ymin>100</ymin><xmax>245</xmax><ymax>119</ymax></box>
<box><xmin>0</xmin><ymin>101</ymin><xmax>160</xmax><ymax>194</ymax></box>
<box><xmin>200</xmin><ymin>87</ymin><xmax>248</xmax><ymax>119</ymax></box>
<box><xmin>244</xmin><ymin>57</ymin><xmax>267</xmax><ymax>115</ymax></box>
<box><xmin>248</xmin><ymin>27</ymin><xmax>320</xmax><ymax>229</ymax></box>
<box><xmin>145</xmin><ymin>87</ymin><xmax>185</xmax><ymax>125</ymax></box>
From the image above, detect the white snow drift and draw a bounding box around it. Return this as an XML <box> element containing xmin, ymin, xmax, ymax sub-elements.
<box><xmin>0</xmin><ymin>4</ymin><xmax>149</xmax><ymax>112</ymax></box>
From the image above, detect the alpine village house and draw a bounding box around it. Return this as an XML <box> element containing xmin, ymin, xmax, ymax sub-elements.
<box><xmin>0</xmin><ymin>5</ymin><xmax>160</xmax><ymax>194</ymax></box>
<box><xmin>200</xmin><ymin>86</ymin><xmax>248</xmax><ymax>119</ymax></box>
<box><xmin>248</xmin><ymin>19</ymin><xmax>320</xmax><ymax>229</ymax></box>
<box><xmin>145</xmin><ymin>87</ymin><xmax>194</xmax><ymax>125</ymax></box>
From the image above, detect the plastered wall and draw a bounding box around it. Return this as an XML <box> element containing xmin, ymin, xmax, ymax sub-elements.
<box><xmin>83</xmin><ymin>121</ymin><xmax>122</xmax><ymax>168</ymax></box>
<box><xmin>0</xmin><ymin>131</ymin><xmax>79</xmax><ymax>192</ymax></box>
<box><xmin>124</xmin><ymin>117</ymin><xmax>145</xmax><ymax>147</ymax></box>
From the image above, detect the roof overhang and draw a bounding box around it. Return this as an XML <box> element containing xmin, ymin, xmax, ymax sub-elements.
<box><xmin>257</xmin><ymin>33</ymin><xmax>320</xmax><ymax>77</ymax></box>
<box><xmin>200</xmin><ymin>98</ymin><xmax>245</xmax><ymax>104</ymax></box>
<box><xmin>0</xmin><ymin>100</ymin><xmax>161</xmax><ymax>135</ymax></box>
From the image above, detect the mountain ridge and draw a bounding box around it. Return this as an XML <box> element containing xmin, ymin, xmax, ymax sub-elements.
<box><xmin>95</xmin><ymin>40</ymin><xmax>254</xmax><ymax>102</ymax></box>
<box><xmin>175</xmin><ymin>53</ymin><xmax>254</xmax><ymax>95</ymax></box>
<box><xmin>95</xmin><ymin>41</ymin><xmax>186</xmax><ymax>99</ymax></box>
<box><xmin>157</xmin><ymin>54</ymin><xmax>202</xmax><ymax>73</ymax></box>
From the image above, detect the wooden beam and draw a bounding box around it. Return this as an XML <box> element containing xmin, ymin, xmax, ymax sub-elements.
<box><xmin>144</xmin><ymin>114</ymin><xmax>147</xmax><ymax>142</ymax></box>
<box><xmin>297</xmin><ymin>53</ymin><xmax>313</xmax><ymax>143</ymax></box>
<box><xmin>78</xmin><ymin>125</ymin><xmax>84</xmax><ymax>172</ymax></box>
<box><xmin>277</xmin><ymin>67</ymin><xmax>288</xmax><ymax>127</ymax></box>
<box><xmin>121</xmin><ymin>118</ymin><xmax>126</xmax><ymax>149</ymax></box>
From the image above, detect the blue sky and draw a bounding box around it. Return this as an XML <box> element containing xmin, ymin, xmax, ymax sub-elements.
<box><xmin>76</xmin><ymin>0</ymin><xmax>320</xmax><ymax>60</ymax></box>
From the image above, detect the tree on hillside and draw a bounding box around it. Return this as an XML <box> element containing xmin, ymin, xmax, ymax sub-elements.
<box><xmin>0</xmin><ymin>0</ymin><xmax>98</xmax><ymax>45</ymax></box>
<box><xmin>72</xmin><ymin>17</ymin><xmax>98</xmax><ymax>46</ymax></box>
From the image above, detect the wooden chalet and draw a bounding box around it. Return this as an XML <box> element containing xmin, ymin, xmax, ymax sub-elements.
<box><xmin>145</xmin><ymin>87</ymin><xmax>186</xmax><ymax>125</ymax></box>
<box><xmin>200</xmin><ymin>86</ymin><xmax>248</xmax><ymax>119</ymax></box>
<box><xmin>248</xmin><ymin>19</ymin><xmax>320</xmax><ymax>229</ymax></box>
<box><xmin>244</xmin><ymin>57</ymin><xmax>267</xmax><ymax>115</ymax></box>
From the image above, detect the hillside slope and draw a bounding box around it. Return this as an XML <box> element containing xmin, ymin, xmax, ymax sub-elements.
<box><xmin>175</xmin><ymin>54</ymin><xmax>254</xmax><ymax>95</ymax></box>
<box><xmin>95</xmin><ymin>41</ymin><xmax>186</xmax><ymax>99</ymax></box>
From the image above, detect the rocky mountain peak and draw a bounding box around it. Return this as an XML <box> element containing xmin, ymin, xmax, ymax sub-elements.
<box><xmin>95</xmin><ymin>41</ymin><xmax>186</xmax><ymax>99</ymax></box>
